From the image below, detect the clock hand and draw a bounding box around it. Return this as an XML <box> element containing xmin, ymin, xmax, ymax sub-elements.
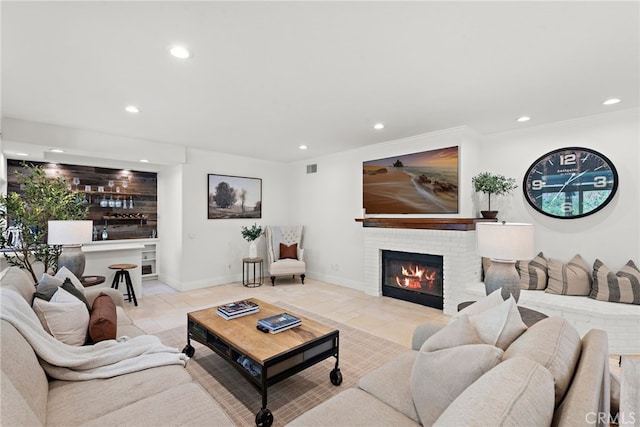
<box><xmin>550</xmin><ymin>171</ymin><xmax>589</xmax><ymax>202</ymax></box>
<box><xmin>550</xmin><ymin>173</ymin><xmax>575</xmax><ymax>202</ymax></box>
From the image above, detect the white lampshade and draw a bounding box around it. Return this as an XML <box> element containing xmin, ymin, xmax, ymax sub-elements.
<box><xmin>47</xmin><ymin>220</ymin><xmax>93</xmax><ymax>245</ymax></box>
<box><xmin>476</xmin><ymin>222</ymin><xmax>534</xmax><ymax>261</ymax></box>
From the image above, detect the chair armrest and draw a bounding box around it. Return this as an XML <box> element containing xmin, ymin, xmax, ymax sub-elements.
<box><xmin>84</xmin><ymin>287</ymin><xmax>125</xmax><ymax>308</ymax></box>
<box><xmin>297</xmin><ymin>248</ymin><xmax>305</xmax><ymax>262</ymax></box>
<box><xmin>412</xmin><ymin>322</ymin><xmax>446</xmax><ymax>350</ymax></box>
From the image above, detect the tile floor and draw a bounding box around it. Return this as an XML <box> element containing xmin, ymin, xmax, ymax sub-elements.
<box><xmin>124</xmin><ymin>277</ymin><xmax>449</xmax><ymax>348</ymax></box>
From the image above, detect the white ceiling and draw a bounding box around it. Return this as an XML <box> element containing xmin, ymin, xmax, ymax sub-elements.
<box><xmin>2</xmin><ymin>1</ymin><xmax>639</xmax><ymax>163</ymax></box>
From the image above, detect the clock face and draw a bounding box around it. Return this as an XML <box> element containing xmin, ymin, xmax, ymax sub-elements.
<box><xmin>523</xmin><ymin>147</ymin><xmax>618</xmax><ymax>219</ymax></box>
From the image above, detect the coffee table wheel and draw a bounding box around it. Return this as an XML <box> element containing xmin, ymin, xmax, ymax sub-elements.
<box><xmin>182</xmin><ymin>344</ymin><xmax>195</xmax><ymax>358</ymax></box>
<box><xmin>330</xmin><ymin>368</ymin><xmax>343</xmax><ymax>386</ymax></box>
<box><xmin>255</xmin><ymin>408</ymin><xmax>273</xmax><ymax>427</ymax></box>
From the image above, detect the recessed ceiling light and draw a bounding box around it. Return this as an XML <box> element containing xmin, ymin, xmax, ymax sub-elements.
<box><xmin>125</xmin><ymin>105</ymin><xmax>140</xmax><ymax>114</ymax></box>
<box><xmin>15</xmin><ymin>152</ymin><xmax>29</xmax><ymax>157</ymax></box>
<box><xmin>516</xmin><ymin>116</ymin><xmax>531</xmax><ymax>122</ymax></box>
<box><xmin>602</xmin><ymin>98</ymin><xmax>621</xmax><ymax>105</ymax></box>
<box><xmin>50</xmin><ymin>149</ymin><xmax>64</xmax><ymax>153</ymax></box>
<box><xmin>374</xmin><ymin>123</ymin><xmax>385</xmax><ymax>130</ymax></box>
<box><xmin>299</xmin><ymin>145</ymin><xmax>308</xmax><ymax>150</ymax></box>
<box><xmin>140</xmin><ymin>159</ymin><xmax>149</xmax><ymax>163</ymax></box>
<box><xmin>170</xmin><ymin>46</ymin><xmax>192</xmax><ymax>59</ymax></box>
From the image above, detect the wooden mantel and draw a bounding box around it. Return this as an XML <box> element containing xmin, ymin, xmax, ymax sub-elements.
<box><xmin>355</xmin><ymin>217</ymin><xmax>497</xmax><ymax>231</ymax></box>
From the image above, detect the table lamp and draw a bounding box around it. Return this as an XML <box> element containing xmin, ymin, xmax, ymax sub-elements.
<box><xmin>48</xmin><ymin>220</ymin><xmax>93</xmax><ymax>278</ymax></box>
<box><xmin>476</xmin><ymin>222</ymin><xmax>534</xmax><ymax>302</ymax></box>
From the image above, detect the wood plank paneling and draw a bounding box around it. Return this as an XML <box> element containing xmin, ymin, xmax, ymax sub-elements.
<box><xmin>7</xmin><ymin>160</ymin><xmax>157</xmax><ymax>241</ymax></box>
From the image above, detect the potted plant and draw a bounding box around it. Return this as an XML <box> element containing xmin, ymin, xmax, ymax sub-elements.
<box><xmin>241</xmin><ymin>223</ymin><xmax>263</xmax><ymax>259</ymax></box>
<box><xmin>472</xmin><ymin>172</ymin><xmax>518</xmax><ymax>219</ymax></box>
<box><xmin>1</xmin><ymin>163</ymin><xmax>88</xmax><ymax>282</ymax></box>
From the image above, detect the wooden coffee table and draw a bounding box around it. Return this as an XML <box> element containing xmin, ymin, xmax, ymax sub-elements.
<box><xmin>182</xmin><ymin>299</ymin><xmax>341</xmax><ymax>427</ymax></box>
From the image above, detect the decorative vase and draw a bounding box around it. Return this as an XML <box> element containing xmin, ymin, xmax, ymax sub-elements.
<box><xmin>249</xmin><ymin>241</ymin><xmax>257</xmax><ymax>258</ymax></box>
<box><xmin>481</xmin><ymin>210</ymin><xmax>498</xmax><ymax>219</ymax></box>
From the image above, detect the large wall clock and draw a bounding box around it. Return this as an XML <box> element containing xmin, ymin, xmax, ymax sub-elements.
<box><xmin>523</xmin><ymin>147</ymin><xmax>618</xmax><ymax>219</ymax></box>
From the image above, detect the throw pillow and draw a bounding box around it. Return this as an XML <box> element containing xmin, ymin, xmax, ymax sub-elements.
<box><xmin>34</xmin><ymin>275</ymin><xmax>65</xmax><ymax>302</ymax></box>
<box><xmin>590</xmin><ymin>259</ymin><xmax>640</xmax><ymax>305</ymax></box>
<box><xmin>88</xmin><ymin>293</ymin><xmax>117</xmax><ymax>343</ymax></box>
<box><xmin>421</xmin><ymin>314</ymin><xmax>482</xmax><ymax>352</ymax></box>
<box><xmin>433</xmin><ymin>358</ymin><xmax>554</xmax><ymax>427</ymax></box>
<box><xmin>410</xmin><ymin>344</ymin><xmax>503</xmax><ymax>426</ymax></box>
<box><xmin>546</xmin><ymin>254</ymin><xmax>593</xmax><ymax>296</ymax></box>
<box><xmin>468</xmin><ymin>296</ymin><xmax>528</xmax><ymax>350</ymax></box>
<box><xmin>279</xmin><ymin>243</ymin><xmax>298</xmax><ymax>260</ymax></box>
<box><xmin>517</xmin><ymin>252</ymin><xmax>548</xmax><ymax>290</ymax></box>
<box><xmin>451</xmin><ymin>288</ymin><xmax>503</xmax><ymax>321</ymax></box>
<box><xmin>54</xmin><ymin>266</ymin><xmax>85</xmax><ymax>294</ymax></box>
<box><xmin>60</xmin><ymin>278</ymin><xmax>91</xmax><ymax>312</ymax></box>
<box><xmin>503</xmin><ymin>317</ymin><xmax>581</xmax><ymax>405</ymax></box>
<box><xmin>32</xmin><ymin>287</ymin><xmax>90</xmax><ymax>346</ymax></box>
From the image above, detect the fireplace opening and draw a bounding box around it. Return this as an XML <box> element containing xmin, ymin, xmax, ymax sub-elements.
<box><xmin>381</xmin><ymin>250</ymin><xmax>443</xmax><ymax>309</ymax></box>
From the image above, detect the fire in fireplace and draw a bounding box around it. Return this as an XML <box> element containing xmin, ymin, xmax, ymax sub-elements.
<box><xmin>381</xmin><ymin>250</ymin><xmax>443</xmax><ymax>309</ymax></box>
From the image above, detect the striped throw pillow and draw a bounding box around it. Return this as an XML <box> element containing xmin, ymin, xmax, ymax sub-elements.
<box><xmin>545</xmin><ymin>254</ymin><xmax>592</xmax><ymax>296</ymax></box>
<box><xmin>517</xmin><ymin>252</ymin><xmax>548</xmax><ymax>290</ymax></box>
<box><xmin>590</xmin><ymin>260</ymin><xmax>640</xmax><ymax>305</ymax></box>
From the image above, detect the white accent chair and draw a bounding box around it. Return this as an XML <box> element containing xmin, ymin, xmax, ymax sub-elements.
<box><xmin>265</xmin><ymin>225</ymin><xmax>306</xmax><ymax>286</ymax></box>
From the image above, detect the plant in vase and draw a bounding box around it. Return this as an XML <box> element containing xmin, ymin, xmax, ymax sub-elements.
<box><xmin>241</xmin><ymin>223</ymin><xmax>263</xmax><ymax>259</ymax></box>
<box><xmin>472</xmin><ymin>172</ymin><xmax>518</xmax><ymax>219</ymax></box>
<box><xmin>0</xmin><ymin>163</ymin><xmax>88</xmax><ymax>282</ymax></box>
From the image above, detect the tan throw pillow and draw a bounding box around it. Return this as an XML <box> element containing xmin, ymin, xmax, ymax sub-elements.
<box><xmin>54</xmin><ymin>266</ymin><xmax>85</xmax><ymax>294</ymax></box>
<box><xmin>451</xmin><ymin>288</ymin><xmax>503</xmax><ymax>321</ymax></box>
<box><xmin>411</xmin><ymin>344</ymin><xmax>503</xmax><ymax>426</ymax></box>
<box><xmin>433</xmin><ymin>358</ymin><xmax>554</xmax><ymax>426</ymax></box>
<box><xmin>32</xmin><ymin>287</ymin><xmax>90</xmax><ymax>346</ymax></box>
<box><xmin>468</xmin><ymin>296</ymin><xmax>528</xmax><ymax>350</ymax></box>
<box><xmin>89</xmin><ymin>293</ymin><xmax>118</xmax><ymax>343</ymax></box>
<box><xmin>546</xmin><ymin>254</ymin><xmax>592</xmax><ymax>296</ymax></box>
<box><xmin>517</xmin><ymin>252</ymin><xmax>548</xmax><ymax>290</ymax></box>
<box><xmin>279</xmin><ymin>243</ymin><xmax>298</xmax><ymax>260</ymax></box>
<box><xmin>590</xmin><ymin>259</ymin><xmax>640</xmax><ymax>305</ymax></box>
<box><xmin>503</xmin><ymin>317</ymin><xmax>581</xmax><ymax>405</ymax></box>
<box><xmin>421</xmin><ymin>315</ymin><xmax>482</xmax><ymax>352</ymax></box>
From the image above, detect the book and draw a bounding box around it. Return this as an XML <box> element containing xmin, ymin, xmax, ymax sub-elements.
<box><xmin>217</xmin><ymin>300</ymin><xmax>259</xmax><ymax>320</ymax></box>
<box><xmin>217</xmin><ymin>308</ymin><xmax>258</xmax><ymax>320</ymax></box>
<box><xmin>257</xmin><ymin>313</ymin><xmax>301</xmax><ymax>333</ymax></box>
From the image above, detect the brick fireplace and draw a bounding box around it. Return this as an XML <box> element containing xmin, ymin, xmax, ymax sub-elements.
<box><xmin>358</xmin><ymin>218</ymin><xmax>493</xmax><ymax>315</ymax></box>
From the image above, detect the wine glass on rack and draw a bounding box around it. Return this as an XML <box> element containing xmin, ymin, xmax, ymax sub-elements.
<box><xmin>72</xmin><ymin>177</ymin><xmax>80</xmax><ymax>191</ymax></box>
<box><xmin>122</xmin><ymin>179</ymin><xmax>128</xmax><ymax>190</ymax></box>
<box><xmin>108</xmin><ymin>180</ymin><xmax>115</xmax><ymax>193</ymax></box>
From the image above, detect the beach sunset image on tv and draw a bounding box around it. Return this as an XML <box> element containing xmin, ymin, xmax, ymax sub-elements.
<box><xmin>363</xmin><ymin>146</ymin><xmax>458</xmax><ymax>214</ymax></box>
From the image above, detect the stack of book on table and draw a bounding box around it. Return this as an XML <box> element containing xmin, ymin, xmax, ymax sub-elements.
<box><xmin>217</xmin><ymin>300</ymin><xmax>259</xmax><ymax>320</ymax></box>
<box><xmin>257</xmin><ymin>313</ymin><xmax>301</xmax><ymax>334</ymax></box>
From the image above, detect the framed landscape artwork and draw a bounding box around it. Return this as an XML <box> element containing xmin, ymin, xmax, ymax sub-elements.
<box><xmin>208</xmin><ymin>174</ymin><xmax>262</xmax><ymax>219</ymax></box>
<box><xmin>363</xmin><ymin>146</ymin><xmax>459</xmax><ymax>214</ymax></box>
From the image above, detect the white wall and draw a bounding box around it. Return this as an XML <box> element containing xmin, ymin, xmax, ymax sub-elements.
<box><xmin>289</xmin><ymin>109</ymin><xmax>639</xmax><ymax>293</ymax></box>
<box><xmin>480</xmin><ymin>108</ymin><xmax>639</xmax><ymax>268</ymax></box>
<box><xmin>165</xmin><ymin>147</ymin><xmax>291</xmax><ymax>290</ymax></box>
<box><xmin>289</xmin><ymin>126</ymin><xmax>483</xmax><ymax>290</ymax></box>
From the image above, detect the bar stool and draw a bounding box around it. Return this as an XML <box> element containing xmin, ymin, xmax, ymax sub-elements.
<box><xmin>109</xmin><ymin>263</ymin><xmax>138</xmax><ymax>306</ymax></box>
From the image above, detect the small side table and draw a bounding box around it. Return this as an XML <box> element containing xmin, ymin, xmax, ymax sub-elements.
<box><xmin>80</xmin><ymin>275</ymin><xmax>106</xmax><ymax>287</ymax></box>
<box><xmin>243</xmin><ymin>257</ymin><xmax>263</xmax><ymax>288</ymax></box>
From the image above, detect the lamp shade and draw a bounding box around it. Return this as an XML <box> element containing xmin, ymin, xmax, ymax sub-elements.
<box><xmin>47</xmin><ymin>220</ymin><xmax>93</xmax><ymax>245</ymax></box>
<box><xmin>476</xmin><ymin>222</ymin><xmax>534</xmax><ymax>261</ymax></box>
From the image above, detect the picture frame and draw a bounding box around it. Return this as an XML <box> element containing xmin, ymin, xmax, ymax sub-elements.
<box><xmin>208</xmin><ymin>174</ymin><xmax>262</xmax><ymax>219</ymax></box>
<box><xmin>363</xmin><ymin>146</ymin><xmax>459</xmax><ymax>214</ymax></box>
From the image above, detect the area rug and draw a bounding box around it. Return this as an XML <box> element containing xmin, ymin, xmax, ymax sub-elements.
<box><xmin>154</xmin><ymin>302</ymin><xmax>409</xmax><ymax>426</ymax></box>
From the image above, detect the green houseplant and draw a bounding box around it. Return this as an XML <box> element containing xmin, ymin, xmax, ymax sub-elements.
<box><xmin>472</xmin><ymin>172</ymin><xmax>518</xmax><ymax>219</ymax></box>
<box><xmin>0</xmin><ymin>163</ymin><xmax>88</xmax><ymax>282</ymax></box>
<box><xmin>241</xmin><ymin>223</ymin><xmax>263</xmax><ymax>259</ymax></box>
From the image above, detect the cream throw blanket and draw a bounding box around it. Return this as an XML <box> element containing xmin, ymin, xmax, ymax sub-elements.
<box><xmin>0</xmin><ymin>288</ymin><xmax>188</xmax><ymax>380</ymax></box>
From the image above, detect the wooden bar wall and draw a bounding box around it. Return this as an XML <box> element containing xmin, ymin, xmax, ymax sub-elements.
<box><xmin>7</xmin><ymin>160</ymin><xmax>157</xmax><ymax>240</ymax></box>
